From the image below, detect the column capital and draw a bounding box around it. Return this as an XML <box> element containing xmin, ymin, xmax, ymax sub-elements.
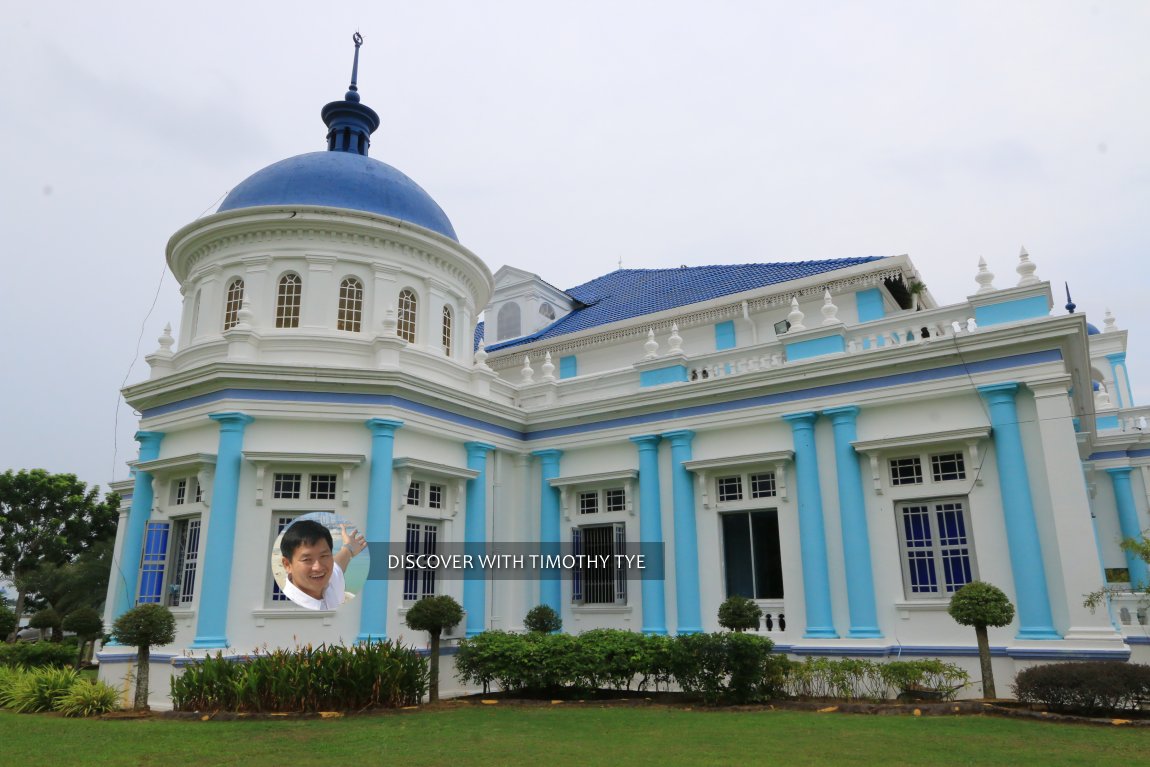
<box><xmin>1105</xmin><ymin>352</ymin><xmax>1127</xmax><ymax>365</ymax></box>
<box><xmin>1104</xmin><ymin>466</ymin><xmax>1134</xmax><ymax>478</ymax></box>
<box><xmin>465</xmin><ymin>441</ymin><xmax>496</xmax><ymax>459</ymax></box>
<box><xmin>822</xmin><ymin>405</ymin><xmax>860</xmax><ymax>423</ymax></box>
<box><xmin>629</xmin><ymin>434</ymin><xmax>662</xmax><ymax>451</ymax></box>
<box><xmin>209</xmin><ymin>412</ymin><xmax>254</xmax><ymax>431</ymax></box>
<box><xmin>532</xmin><ymin>448</ymin><xmax>563</xmax><ymax>465</ymax></box>
<box><xmin>365</xmin><ymin>417</ymin><xmax>404</xmax><ymax>435</ymax></box>
<box><xmin>782</xmin><ymin>411</ymin><xmax>819</xmax><ymax>430</ymax></box>
<box><xmin>134</xmin><ymin>430</ymin><xmax>165</xmax><ymax>447</ymax></box>
<box><xmin>977</xmin><ymin>382</ymin><xmax>1021</xmax><ymax>401</ymax></box>
<box><xmin>661</xmin><ymin>429</ymin><xmax>695</xmax><ymax>447</ymax></box>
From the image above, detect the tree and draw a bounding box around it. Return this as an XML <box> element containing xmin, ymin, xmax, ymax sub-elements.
<box><xmin>0</xmin><ymin>604</ymin><xmax>16</xmax><ymax>641</ymax></box>
<box><xmin>523</xmin><ymin>604</ymin><xmax>562</xmax><ymax>634</ymax></box>
<box><xmin>63</xmin><ymin>607</ymin><xmax>105</xmax><ymax>668</ymax></box>
<box><xmin>405</xmin><ymin>595</ymin><xmax>464</xmax><ymax>703</ymax></box>
<box><xmin>718</xmin><ymin>595</ymin><xmax>763</xmax><ymax>632</ymax></box>
<box><xmin>16</xmin><ymin>539</ymin><xmax>115</xmax><ymax>619</ymax></box>
<box><xmin>29</xmin><ymin>607</ymin><xmax>62</xmax><ymax>642</ymax></box>
<box><xmin>0</xmin><ymin>469</ymin><xmax>119</xmax><ymax>640</ymax></box>
<box><xmin>948</xmin><ymin>581</ymin><xmax>1015</xmax><ymax>699</ymax></box>
<box><xmin>111</xmin><ymin>604</ymin><xmax>176</xmax><ymax>710</ymax></box>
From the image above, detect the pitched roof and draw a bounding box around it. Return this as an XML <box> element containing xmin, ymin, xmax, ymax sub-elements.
<box><xmin>483</xmin><ymin>257</ymin><xmax>886</xmax><ymax>351</ymax></box>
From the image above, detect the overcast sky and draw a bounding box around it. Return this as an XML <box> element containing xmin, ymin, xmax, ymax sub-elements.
<box><xmin>2</xmin><ymin>1</ymin><xmax>1147</xmax><ymax>492</ymax></box>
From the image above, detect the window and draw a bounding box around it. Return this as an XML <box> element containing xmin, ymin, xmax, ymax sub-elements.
<box><xmin>572</xmin><ymin>523</ymin><xmax>627</xmax><ymax>605</ymax></box>
<box><xmin>441</xmin><ymin>305</ymin><xmax>453</xmax><ymax>356</ymax></box>
<box><xmin>173</xmin><ymin>479</ymin><xmax>188</xmax><ymax>506</ymax></box>
<box><xmin>716</xmin><ymin>471</ymin><xmax>777</xmax><ymax>504</ymax></box>
<box><xmin>338</xmin><ymin>277</ymin><xmax>363</xmax><ymax>332</ymax></box>
<box><xmin>404</xmin><ymin>521</ymin><xmax>439</xmax><ymax>601</ymax></box>
<box><xmin>407</xmin><ymin>481</ymin><xmax>422</xmax><ymax>507</ymax></box>
<box><xmin>427</xmin><ymin>484</ymin><xmax>444</xmax><ymax>510</ymax></box>
<box><xmin>721</xmin><ymin>510</ymin><xmax>784</xmax><ymax>599</ymax></box>
<box><xmin>273</xmin><ymin>473</ymin><xmax>302</xmax><ymax>499</ymax></box>
<box><xmin>397</xmin><ymin>289</ymin><xmax>417</xmax><ymax>343</ymax></box>
<box><xmin>896</xmin><ymin>498</ymin><xmax>975</xmax><ymax>599</ymax></box>
<box><xmin>223</xmin><ymin>278</ymin><xmax>245</xmax><ymax>330</ymax></box>
<box><xmin>136</xmin><ymin>518</ymin><xmax>201</xmax><ymax>607</ymax></box>
<box><xmin>271</xmin><ymin>514</ymin><xmax>298</xmax><ymax>603</ymax></box>
<box><xmin>889</xmin><ymin>457</ymin><xmax>923</xmax><ymax>486</ymax></box>
<box><xmin>539</xmin><ymin>302</ymin><xmax>555</xmax><ymax>320</ymax></box>
<box><xmin>717</xmin><ymin>476</ymin><xmax>744</xmax><ymax>502</ymax></box>
<box><xmin>604</xmin><ymin>488</ymin><xmax>626</xmax><ymax>513</ymax></box>
<box><xmin>930</xmin><ymin>452</ymin><xmax>966</xmax><ymax>482</ymax></box>
<box><xmin>190</xmin><ymin>289</ymin><xmax>201</xmax><ymax>339</ymax></box>
<box><xmin>576</xmin><ymin>487</ymin><xmax>626</xmax><ymax>516</ymax></box>
<box><xmin>406</xmin><ymin>481</ymin><xmax>445</xmax><ymax>511</ymax></box>
<box><xmin>309</xmin><ymin>474</ymin><xmax>337</xmax><ymax>500</ymax></box>
<box><xmin>276</xmin><ymin>273</ymin><xmax>302</xmax><ymax>328</ymax></box>
<box><xmin>497</xmin><ymin>302</ymin><xmax>521</xmax><ymax>340</ymax></box>
<box><xmin>579</xmin><ymin>491</ymin><xmax>598</xmax><ymax>515</ymax></box>
<box><xmin>167</xmin><ymin>518</ymin><xmax>201</xmax><ymax>607</ymax></box>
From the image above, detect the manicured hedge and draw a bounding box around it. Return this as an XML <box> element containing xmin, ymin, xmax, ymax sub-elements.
<box><xmin>1013</xmin><ymin>661</ymin><xmax>1150</xmax><ymax>714</ymax></box>
<box><xmin>455</xmin><ymin>629</ymin><xmax>782</xmax><ymax>704</ymax></box>
<box><xmin>784</xmin><ymin>657</ymin><xmax>970</xmax><ymax>701</ymax></box>
<box><xmin>0</xmin><ymin>641</ymin><xmax>78</xmax><ymax>668</ymax></box>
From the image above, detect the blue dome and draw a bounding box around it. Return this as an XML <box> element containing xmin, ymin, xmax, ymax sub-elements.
<box><xmin>218</xmin><ymin>151</ymin><xmax>458</xmax><ymax>241</ymax></box>
<box><xmin>1086</xmin><ymin>322</ymin><xmax>1101</xmax><ymax>335</ymax></box>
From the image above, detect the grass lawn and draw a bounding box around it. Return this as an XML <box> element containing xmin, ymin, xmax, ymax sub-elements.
<box><xmin>2</xmin><ymin>703</ymin><xmax>1148</xmax><ymax>767</ymax></box>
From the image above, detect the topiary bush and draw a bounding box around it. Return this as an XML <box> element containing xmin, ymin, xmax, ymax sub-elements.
<box><xmin>111</xmin><ymin>603</ymin><xmax>176</xmax><ymax>710</ymax></box>
<box><xmin>405</xmin><ymin>595</ymin><xmax>464</xmax><ymax>703</ymax></box>
<box><xmin>0</xmin><ymin>640</ymin><xmax>76</xmax><ymax>668</ymax></box>
<box><xmin>948</xmin><ymin>581</ymin><xmax>1014</xmax><ymax>699</ymax></box>
<box><xmin>1013</xmin><ymin>661</ymin><xmax>1150</xmax><ymax>714</ymax></box>
<box><xmin>62</xmin><ymin>608</ymin><xmax>104</xmax><ymax>668</ymax></box>
<box><xmin>717</xmin><ymin>595</ymin><xmax>762</xmax><ymax>632</ymax></box>
<box><xmin>29</xmin><ymin>608</ymin><xmax>62</xmax><ymax>642</ymax></box>
<box><xmin>523</xmin><ymin>604</ymin><xmax>563</xmax><ymax>634</ymax></box>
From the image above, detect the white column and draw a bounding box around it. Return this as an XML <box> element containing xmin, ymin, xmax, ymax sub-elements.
<box><xmin>1031</xmin><ymin>379</ymin><xmax>1124</xmax><ymax>641</ymax></box>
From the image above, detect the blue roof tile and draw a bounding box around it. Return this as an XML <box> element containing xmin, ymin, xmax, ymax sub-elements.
<box><xmin>482</xmin><ymin>258</ymin><xmax>886</xmax><ymax>351</ymax></box>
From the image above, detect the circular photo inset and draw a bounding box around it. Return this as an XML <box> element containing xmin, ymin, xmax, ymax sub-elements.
<box><xmin>271</xmin><ymin>512</ymin><xmax>370</xmax><ymax>611</ymax></box>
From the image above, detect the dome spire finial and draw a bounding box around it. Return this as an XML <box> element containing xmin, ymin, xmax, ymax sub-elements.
<box><xmin>321</xmin><ymin>32</ymin><xmax>380</xmax><ymax>156</ymax></box>
<box><xmin>346</xmin><ymin>31</ymin><xmax>363</xmax><ymax>102</ymax></box>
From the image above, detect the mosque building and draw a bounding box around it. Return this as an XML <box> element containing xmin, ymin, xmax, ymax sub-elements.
<box><xmin>99</xmin><ymin>39</ymin><xmax>1150</xmax><ymax>707</ymax></box>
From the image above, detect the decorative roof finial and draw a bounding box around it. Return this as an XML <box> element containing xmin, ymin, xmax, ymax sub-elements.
<box><xmin>346</xmin><ymin>31</ymin><xmax>364</xmax><ymax>102</ymax></box>
<box><xmin>322</xmin><ymin>32</ymin><xmax>381</xmax><ymax>156</ymax></box>
<box><xmin>1064</xmin><ymin>282</ymin><xmax>1076</xmax><ymax>314</ymax></box>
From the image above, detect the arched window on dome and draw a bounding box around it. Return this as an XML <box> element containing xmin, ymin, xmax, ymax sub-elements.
<box><xmin>223</xmin><ymin>278</ymin><xmax>245</xmax><ymax>331</ymax></box>
<box><xmin>338</xmin><ymin>277</ymin><xmax>364</xmax><ymax>332</ymax></box>
<box><xmin>276</xmin><ymin>273</ymin><xmax>302</xmax><ymax>328</ymax></box>
<box><xmin>441</xmin><ymin>305</ymin><xmax>453</xmax><ymax>357</ymax></box>
<box><xmin>190</xmin><ymin>289</ymin><xmax>202</xmax><ymax>340</ymax></box>
<box><xmin>397</xmin><ymin>289</ymin><xmax>417</xmax><ymax>343</ymax></box>
<box><xmin>497</xmin><ymin>303</ymin><xmax>521</xmax><ymax>341</ymax></box>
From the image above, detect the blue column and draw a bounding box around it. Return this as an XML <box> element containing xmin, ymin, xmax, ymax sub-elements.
<box><xmin>1106</xmin><ymin>353</ymin><xmax>1132</xmax><ymax>407</ymax></box>
<box><xmin>630</xmin><ymin>435</ymin><xmax>667</xmax><ymax>635</ymax></box>
<box><xmin>977</xmin><ymin>383</ymin><xmax>1059</xmax><ymax>639</ymax></box>
<box><xmin>357</xmin><ymin>418</ymin><xmax>403</xmax><ymax>643</ymax></box>
<box><xmin>191</xmin><ymin>412</ymin><xmax>253</xmax><ymax>649</ymax></box>
<box><xmin>662</xmin><ymin>430</ymin><xmax>702</xmax><ymax>634</ymax></box>
<box><xmin>823</xmin><ymin>406</ymin><xmax>882</xmax><ymax>638</ymax></box>
<box><xmin>464</xmin><ymin>442</ymin><xmax>495</xmax><ymax>637</ymax></box>
<box><xmin>110</xmin><ymin>431</ymin><xmax>164</xmax><ymax>624</ymax></box>
<box><xmin>1105</xmin><ymin>468</ymin><xmax>1150</xmax><ymax>589</ymax></box>
<box><xmin>533</xmin><ymin>449</ymin><xmax>563</xmax><ymax>613</ymax></box>
<box><xmin>783</xmin><ymin>412</ymin><xmax>837</xmax><ymax>638</ymax></box>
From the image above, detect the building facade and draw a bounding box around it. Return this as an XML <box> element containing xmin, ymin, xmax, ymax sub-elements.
<box><xmin>99</xmin><ymin>51</ymin><xmax>1150</xmax><ymax>708</ymax></box>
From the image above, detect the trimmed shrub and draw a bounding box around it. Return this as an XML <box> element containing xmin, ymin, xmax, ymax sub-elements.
<box><xmin>6</xmin><ymin>666</ymin><xmax>79</xmax><ymax>712</ymax></box>
<box><xmin>62</xmin><ymin>608</ymin><xmax>105</xmax><ymax>668</ymax></box>
<box><xmin>785</xmin><ymin>657</ymin><xmax>968</xmax><ymax>701</ymax></box>
<box><xmin>405</xmin><ymin>595</ymin><xmax>464</xmax><ymax>703</ymax></box>
<box><xmin>717</xmin><ymin>595</ymin><xmax>762</xmax><ymax>632</ymax></box>
<box><xmin>0</xmin><ymin>641</ymin><xmax>77</xmax><ymax>668</ymax></box>
<box><xmin>55</xmin><ymin>679</ymin><xmax>121</xmax><ymax>717</ymax></box>
<box><xmin>671</xmin><ymin>632</ymin><xmax>782</xmax><ymax>704</ymax></box>
<box><xmin>1013</xmin><ymin>661</ymin><xmax>1150</xmax><ymax>714</ymax></box>
<box><xmin>171</xmin><ymin>641</ymin><xmax>426</xmax><ymax>713</ymax></box>
<box><xmin>523</xmin><ymin>604</ymin><xmax>563</xmax><ymax>634</ymax></box>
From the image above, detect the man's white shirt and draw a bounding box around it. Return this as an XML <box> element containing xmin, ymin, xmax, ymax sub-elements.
<box><xmin>282</xmin><ymin>562</ymin><xmax>346</xmax><ymax>610</ymax></box>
